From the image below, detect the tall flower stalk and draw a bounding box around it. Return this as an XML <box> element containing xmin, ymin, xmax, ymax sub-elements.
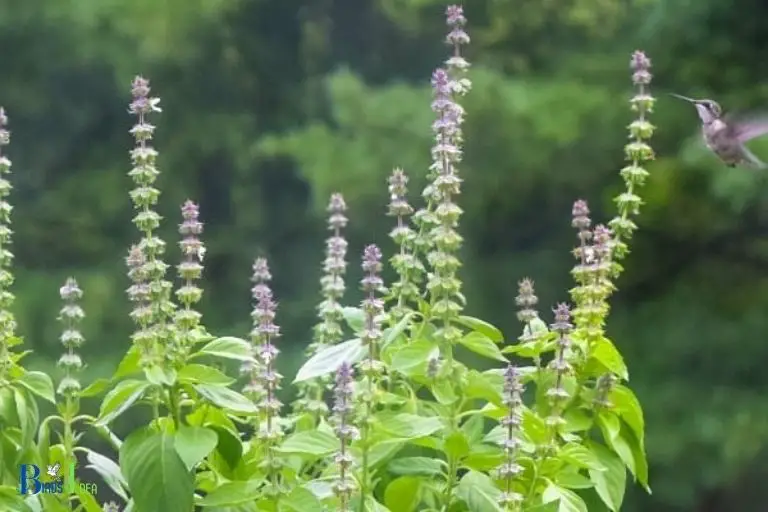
<box><xmin>0</xmin><ymin>108</ymin><xmax>17</xmax><ymax>380</ymax></box>
<box><xmin>127</xmin><ymin>76</ymin><xmax>174</xmax><ymax>368</ymax></box>
<box><xmin>387</xmin><ymin>169</ymin><xmax>421</xmax><ymax>320</ymax></box>
<box><xmin>332</xmin><ymin>362</ymin><xmax>358</xmax><ymax>511</ymax></box>
<box><xmin>57</xmin><ymin>278</ymin><xmax>86</xmax><ymax>508</ymax></box>
<box><xmin>497</xmin><ymin>365</ymin><xmax>524</xmax><ymax>511</ymax></box>
<box><xmin>173</xmin><ymin>200</ymin><xmax>205</xmax><ymax>361</ymax></box>
<box><xmin>609</xmin><ymin>51</ymin><xmax>654</xmax><ymax>264</ymax></box>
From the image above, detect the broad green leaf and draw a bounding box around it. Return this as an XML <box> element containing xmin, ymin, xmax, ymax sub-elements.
<box><xmin>119</xmin><ymin>428</ymin><xmax>194</xmax><ymax>512</ymax></box>
<box><xmin>79</xmin><ymin>378</ymin><xmax>111</xmax><ymax>398</ymax></box>
<box><xmin>527</xmin><ymin>502</ymin><xmax>560</xmax><ymax>512</ymax></box>
<box><xmin>388</xmin><ymin>456</ymin><xmax>446</xmax><ymax>476</ymax></box>
<box><xmin>597</xmin><ymin>412</ymin><xmax>648</xmax><ymax>490</ymax></box>
<box><xmin>586</xmin><ymin>442</ymin><xmax>626</xmax><ymax>512</ymax></box>
<box><xmin>196</xmin><ymin>479</ymin><xmax>262</xmax><ymax>507</ymax></box>
<box><xmin>430</xmin><ymin>379</ymin><xmax>458</xmax><ymax>405</ymax></box>
<box><xmin>542</xmin><ymin>482</ymin><xmax>588</xmax><ymax>512</ymax></box>
<box><xmin>0</xmin><ymin>484</ymin><xmax>34</xmax><ymax>512</ymax></box>
<box><xmin>384</xmin><ymin>476</ymin><xmax>421</xmax><ymax>512</ymax></box>
<box><xmin>558</xmin><ymin>443</ymin><xmax>606</xmax><ymax>471</ymax></box>
<box><xmin>174</xmin><ymin>425</ymin><xmax>218</xmax><ymax>470</ymax></box>
<box><xmin>381</xmin><ymin>312</ymin><xmax>415</xmax><ymax>348</ymax></box>
<box><xmin>276</xmin><ymin>431</ymin><xmax>338</xmax><ymax>457</ymax></box>
<box><xmin>193</xmin><ymin>336</ymin><xmax>254</xmax><ymax>362</ymax></box>
<box><xmin>556</xmin><ymin>468</ymin><xmax>595</xmax><ymax>490</ymax></box>
<box><xmin>590</xmin><ymin>337</ymin><xmax>628</xmax><ymax>380</ymax></box>
<box><xmin>15</xmin><ymin>371</ymin><xmax>56</xmax><ymax>404</ymax></box>
<box><xmin>85</xmin><ymin>448</ymin><xmax>129</xmax><ymax>501</ymax></box>
<box><xmin>114</xmin><ymin>345</ymin><xmax>142</xmax><ymax>378</ymax></box>
<box><xmin>14</xmin><ymin>387</ymin><xmax>39</xmax><ymax>449</ymax></box>
<box><xmin>391</xmin><ymin>338</ymin><xmax>438</xmax><ymax>375</ymax></box>
<box><xmin>97</xmin><ymin>380</ymin><xmax>150</xmax><ymax>425</ymax></box>
<box><xmin>378</xmin><ymin>414</ymin><xmax>443</xmax><ymax>439</ymax></box>
<box><xmin>144</xmin><ymin>365</ymin><xmax>178</xmax><ymax>386</ymax></box>
<box><xmin>178</xmin><ymin>363</ymin><xmax>235</xmax><ymax>386</ymax></box>
<box><xmin>342</xmin><ymin>307</ymin><xmax>365</xmax><ymax>332</ymax></box>
<box><xmin>464</xmin><ymin>444</ymin><xmax>505</xmax><ymax>472</ymax></box>
<box><xmin>456</xmin><ymin>470</ymin><xmax>503</xmax><ymax>512</ymax></box>
<box><xmin>279</xmin><ymin>486</ymin><xmax>324</xmax><ymax>512</ymax></box>
<box><xmin>459</xmin><ymin>332</ymin><xmax>507</xmax><ymax>362</ymax></box>
<box><xmin>610</xmin><ymin>385</ymin><xmax>645</xmax><ymax>447</ymax></box>
<box><xmin>454</xmin><ymin>316</ymin><xmax>503</xmax><ymax>343</ymax></box>
<box><xmin>293</xmin><ymin>338</ymin><xmax>367</xmax><ymax>383</ymax></box>
<box><xmin>466</xmin><ymin>371</ymin><xmax>503</xmax><ymax>406</ymax></box>
<box><xmin>443</xmin><ymin>431</ymin><xmax>471</xmax><ymax>460</ymax></box>
<box><xmin>73</xmin><ymin>482</ymin><xmax>102</xmax><ymax>512</ymax></box>
<box><xmin>210</xmin><ymin>426</ymin><xmax>243</xmax><ymax>470</ymax></box>
<box><xmin>193</xmin><ymin>384</ymin><xmax>258</xmax><ymax>414</ymax></box>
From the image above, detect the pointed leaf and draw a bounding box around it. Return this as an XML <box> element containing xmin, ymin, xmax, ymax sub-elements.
<box><xmin>459</xmin><ymin>332</ymin><xmax>507</xmax><ymax>362</ymax></box>
<box><xmin>97</xmin><ymin>380</ymin><xmax>150</xmax><ymax>425</ymax></box>
<box><xmin>276</xmin><ymin>430</ymin><xmax>339</xmax><ymax>457</ymax></box>
<box><xmin>193</xmin><ymin>384</ymin><xmax>258</xmax><ymax>414</ymax></box>
<box><xmin>293</xmin><ymin>338</ymin><xmax>366</xmax><ymax>383</ymax></box>
<box><xmin>456</xmin><ymin>316</ymin><xmax>504</xmax><ymax>343</ymax></box>
<box><xmin>174</xmin><ymin>426</ymin><xmax>219</xmax><ymax>470</ymax></box>
<box><xmin>85</xmin><ymin>448</ymin><xmax>129</xmax><ymax>502</ymax></box>
<box><xmin>542</xmin><ymin>482</ymin><xmax>588</xmax><ymax>512</ymax></box>
<box><xmin>15</xmin><ymin>371</ymin><xmax>56</xmax><ymax>404</ymax></box>
<box><xmin>193</xmin><ymin>336</ymin><xmax>254</xmax><ymax>362</ymax></box>
<box><xmin>119</xmin><ymin>428</ymin><xmax>194</xmax><ymax>512</ymax></box>
<box><xmin>586</xmin><ymin>442</ymin><xmax>626</xmax><ymax>512</ymax></box>
<box><xmin>196</xmin><ymin>479</ymin><xmax>262</xmax><ymax>507</ymax></box>
<box><xmin>456</xmin><ymin>470</ymin><xmax>503</xmax><ymax>512</ymax></box>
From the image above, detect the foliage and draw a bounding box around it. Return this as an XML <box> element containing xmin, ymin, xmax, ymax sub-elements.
<box><xmin>0</xmin><ymin>6</ymin><xmax>656</xmax><ymax>512</ymax></box>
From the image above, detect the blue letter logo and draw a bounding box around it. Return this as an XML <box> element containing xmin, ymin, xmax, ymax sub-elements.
<box><xmin>19</xmin><ymin>464</ymin><xmax>41</xmax><ymax>495</ymax></box>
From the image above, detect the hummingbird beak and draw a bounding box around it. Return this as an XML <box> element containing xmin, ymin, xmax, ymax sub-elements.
<box><xmin>669</xmin><ymin>93</ymin><xmax>698</xmax><ymax>103</ymax></box>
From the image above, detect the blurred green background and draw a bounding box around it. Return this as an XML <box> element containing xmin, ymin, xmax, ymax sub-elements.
<box><xmin>3</xmin><ymin>0</ymin><xmax>768</xmax><ymax>510</ymax></box>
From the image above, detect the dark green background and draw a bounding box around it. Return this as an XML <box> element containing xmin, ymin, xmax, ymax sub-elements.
<box><xmin>3</xmin><ymin>0</ymin><xmax>768</xmax><ymax>510</ymax></box>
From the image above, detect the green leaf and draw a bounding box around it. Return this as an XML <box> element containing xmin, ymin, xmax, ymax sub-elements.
<box><xmin>610</xmin><ymin>385</ymin><xmax>645</xmax><ymax>447</ymax></box>
<box><xmin>558</xmin><ymin>443</ymin><xmax>606</xmax><ymax>471</ymax></box>
<box><xmin>542</xmin><ymin>482</ymin><xmax>588</xmax><ymax>512</ymax></box>
<box><xmin>342</xmin><ymin>307</ymin><xmax>365</xmax><ymax>332</ymax></box>
<box><xmin>555</xmin><ymin>468</ymin><xmax>595</xmax><ymax>490</ymax></box>
<box><xmin>114</xmin><ymin>345</ymin><xmax>142</xmax><ymax>378</ymax></box>
<box><xmin>590</xmin><ymin>337</ymin><xmax>628</xmax><ymax>380</ymax></box>
<box><xmin>276</xmin><ymin>430</ymin><xmax>339</xmax><ymax>457</ymax></box>
<box><xmin>456</xmin><ymin>470</ymin><xmax>503</xmax><ymax>512</ymax></box>
<box><xmin>279</xmin><ymin>486</ymin><xmax>324</xmax><ymax>512</ymax></box>
<box><xmin>443</xmin><ymin>431</ymin><xmax>471</xmax><ymax>460</ymax></box>
<box><xmin>144</xmin><ymin>365</ymin><xmax>178</xmax><ymax>386</ymax></box>
<box><xmin>15</xmin><ymin>371</ymin><xmax>56</xmax><ymax>404</ymax></box>
<box><xmin>193</xmin><ymin>384</ymin><xmax>258</xmax><ymax>414</ymax></box>
<box><xmin>119</xmin><ymin>427</ymin><xmax>194</xmax><ymax>512</ymax></box>
<box><xmin>174</xmin><ymin>426</ymin><xmax>219</xmax><ymax>470</ymax></box>
<box><xmin>384</xmin><ymin>476</ymin><xmax>421</xmax><ymax>512</ymax></box>
<box><xmin>381</xmin><ymin>312</ymin><xmax>415</xmax><ymax>348</ymax></box>
<box><xmin>177</xmin><ymin>363</ymin><xmax>235</xmax><ymax>386</ymax></box>
<box><xmin>391</xmin><ymin>338</ymin><xmax>438</xmax><ymax>375</ymax></box>
<box><xmin>378</xmin><ymin>414</ymin><xmax>443</xmax><ymax>439</ymax></box>
<box><xmin>597</xmin><ymin>412</ymin><xmax>648</xmax><ymax>491</ymax></box>
<box><xmin>456</xmin><ymin>316</ymin><xmax>504</xmax><ymax>343</ymax></box>
<box><xmin>97</xmin><ymin>380</ymin><xmax>150</xmax><ymax>425</ymax></box>
<box><xmin>526</xmin><ymin>502</ymin><xmax>560</xmax><ymax>512</ymax></box>
<box><xmin>80</xmin><ymin>378</ymin><xmax>111</xmax><ymax>398</ymax></box>
<box><xmin>586</xmin><ymin>442</ymin><xmax>626</xmax><ymax>512</ymax></box>
<box><xmin>293</xmin><ymin>338</ymin><xmax>367</xmax><ymax>383</ymax></box>
<box><xmin>0</xmin><ymin>484</ymin><xmax>34</xmax><ymax>512</ymax></box>
<box><xmin>14</xmin><ymin>387</ymin><xmax>39</xmax><ymax>449</ymax></box>
<box><xmin>459</xmin><ymin>332</ymin><xmax>507</xmax><ymax>362</ymax></box>
<box><xmin>85</xmin><ymin>448</ymin><xmax>129</xmax><ymax>502</ymax></box>
<box><xmin>388</xmin><ymin>457</ymin><xmax>446</xmax><ymax>476</ymax></box>
<box><xmin>193</xmin><ymin>336</ymin><xmax>254</xmax><ymax>362</ymax></box>
<box><xmin>196</xmin><ymin>479</ymin><xmax>262</xmax><ymax>507</ymax></box>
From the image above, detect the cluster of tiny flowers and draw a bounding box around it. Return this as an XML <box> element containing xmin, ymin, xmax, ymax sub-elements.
<box><xmin>412</xmin><ymin>7</ymin><xmax>471</xmax><ymax>343</ymax></box>
<box><xmin>57</xmin><ymin>278</ymin><xmax>85</xmax><ymax>397</ymax></box>
<box><xmin>127</xmin><ymin>76</ymin><xmax>175</xmax><ymax>361</ymax></box>
<box><xmin>496</xmin><ymin>365</ymin><xmax>524</xmax><ymax>510</ymax></box>
<box><xmin>593</xmin><ymin>373</ymin><xmax>618</xmax><ymax>409</ymax></box>
<box><xmin>102</xmin><ymin>501</ymin><xmax>120</xmax><ymax>512</ymax></box>
<box><xmin>546</xmin><ymin>304</ymin><xmax>573</xmax><ymax>427</ymax></box>
<box><xmin>332</xmin><ymin>362</ymin><xmax>358</xmax><ymax>510</ymax></box>
<box><xmin>242</xmin><ymin>260</ymin><xmax>274</xmax><ymax>416</ymax></box>
<box><xmin>174</xmin><ymin>201</ymin><xmax>205</xmax><ymax>333</ymax></box>
<box><xmin>310</xmin><ymin>193</ymin><xmax>349</xmax><ymax>355</ymax></box>
<box><xmin>570</xmin><ymin>200</ymin><xmax>616</xmax><ymax>342</ymax></box>
<box><xmin>0</xmin><ymin>108</ymin><xmax>17</xmax><ymax>378</ymax></box>
<box><xmin>359</xmin><ymin>245</ymin><xmax>385</xmax><ymax>375</ymax></box>
<box><xmin>126</xmin><ymin>245</ymin><xmax>157</xmax><ymax>364</ymax></box>
<box><xmin>386</xmin><ymin>169</ymin><xmax>422</xmax><ymax>319</ymax></box>
<box><xmin>609</xmin><ymin>50</ymin><xmax>654</xmax><ymax>261</ymax></box>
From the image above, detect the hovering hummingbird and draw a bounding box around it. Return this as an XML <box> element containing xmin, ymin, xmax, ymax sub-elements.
<box><xmin>670</xmin><ymin>93</ymin><xmax>768</xmax><ymax>169</ymax></box>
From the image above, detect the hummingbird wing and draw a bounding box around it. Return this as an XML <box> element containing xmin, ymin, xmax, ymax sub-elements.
<box><xmin>725</xmin><ymin>113</ymin><xmax>768</xmax><ymax>143</ymax></box>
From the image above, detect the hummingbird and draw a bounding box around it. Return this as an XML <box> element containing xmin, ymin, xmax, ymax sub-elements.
<box><xmin>670</xmin><ymin>93</ymin><xmax>768</xmax><ymax>169</ymax></box>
